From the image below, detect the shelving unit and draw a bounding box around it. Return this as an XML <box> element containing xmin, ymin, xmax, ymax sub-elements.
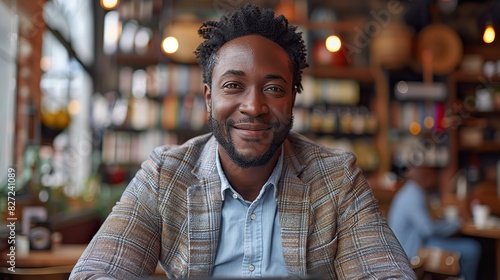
<box><xmin>92</xmin><ymin>1</ymin><xmax>209</xmax><ymax>184</ymax></box>
<box><xmin>293</xmin><ymin>70</ymin><xmax>381</xmax><ymax>172</ymax></box>
<box><xmin>384</xmin><ymin>68</ymin><xmax>451</xmax><ymax>174</ymax></box>
<box><xmin>446</xmin><ymin>71</ymin><xmax>500</xmax><ymax>189</ymax></box>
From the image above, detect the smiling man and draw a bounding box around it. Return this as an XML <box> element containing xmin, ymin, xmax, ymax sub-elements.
<box><xmin>71</xmin><ymin>4</ymin><xmax>416</xmax><ymax>279</ymax></box>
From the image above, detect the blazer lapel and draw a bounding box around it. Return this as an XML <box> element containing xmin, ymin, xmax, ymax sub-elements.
<box><xmin>186</xmin><ymin>177</ymin><xmax>222</xmax><ymax>278</ymax></box>
<box><xmin>187</xmin><ymin>137</ymin><xmax>222</xmax><ymax>277</ymax></box>
<box><xmin>278</xmin><ymin>139</ymin><xmax>310</xmax><ymax>276</ymax></box>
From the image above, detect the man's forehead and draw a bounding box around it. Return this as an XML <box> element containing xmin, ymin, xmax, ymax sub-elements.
<box><xmin>218</xmin><ymin>34</ymin><xmax>283</xmax><ymax>54</ymax></box>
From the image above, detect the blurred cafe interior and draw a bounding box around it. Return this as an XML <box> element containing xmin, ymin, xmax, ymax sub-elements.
<box><xmin>1</xmin><ymin>0</ymin><xmax>500</xmax><ymax>279</ymax></box>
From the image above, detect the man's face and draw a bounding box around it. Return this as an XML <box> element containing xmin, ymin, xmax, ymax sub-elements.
<box><xmin>204</xmin><ymin>35</ymin><xmax>296</xmax><ymax>168</ymax></box>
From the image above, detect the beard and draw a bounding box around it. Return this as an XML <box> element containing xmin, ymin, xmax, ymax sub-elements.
<box><xmin>208</xmin><ymin>113</ymin><xmax>293</xmax><ymax>168</ymax></box>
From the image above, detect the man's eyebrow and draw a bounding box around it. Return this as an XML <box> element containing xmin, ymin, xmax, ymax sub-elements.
<box><xmin>221</xmin><ymin>69</ymin><xmax>245</xmax><ymax>77</ymax></box>
<box><xmin>264</xmin><ymin>74</ymin><xmax>286</xmax><ymax>83</ymax></box>
<box><xmin>221</xmin><ymin>71</ymin><xmax>287</xmax><ymax>83</ymax></box>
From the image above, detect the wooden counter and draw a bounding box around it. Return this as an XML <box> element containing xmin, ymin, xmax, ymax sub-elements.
<box><xmin>1</xmin><ymin>244</ymin><xmax>164</xmax><ymax>276</ymax></box>
<box><xmin>461</xmin><ymin>221</ymin><xmax>500</xmax><ymax>280</ymax></box>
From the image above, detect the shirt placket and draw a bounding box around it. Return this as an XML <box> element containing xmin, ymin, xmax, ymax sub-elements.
<box><xmin>242</xmin><ymin>195</ymin><xmax>264</xmax><ymax>277</ymax></box>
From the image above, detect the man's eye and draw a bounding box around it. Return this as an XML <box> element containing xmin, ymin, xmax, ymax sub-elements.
<box><xmin>265</xmin><ymin>86</ymin><xmax>284</xmax><ymax>92</ymax></box>
<box><xmin>223</xmin><ymin>83</ymin><xmax>241</xmax><ymax>89</ymax></box>
<box><xmin>264</xmin><ymin>86</ymin><xmax>286</xmax><ymax>97</ymax></box>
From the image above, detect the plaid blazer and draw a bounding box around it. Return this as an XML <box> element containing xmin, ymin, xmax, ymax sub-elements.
<box><xmin>70</xmin><ymin>132</ymin><xmax>416</xmax><ymax>279</ymax></box>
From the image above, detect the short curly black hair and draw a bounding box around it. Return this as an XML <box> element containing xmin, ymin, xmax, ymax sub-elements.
<box><xmin>194</xmin><ymin>3</ymin><xmax>308</xmax><ymax>93</ymax></box>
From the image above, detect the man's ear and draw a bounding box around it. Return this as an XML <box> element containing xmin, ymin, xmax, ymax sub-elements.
<box><xmin>203</xmin><ymin>84</ymin><xmax>211</xmax><ymax>113</ymax></box>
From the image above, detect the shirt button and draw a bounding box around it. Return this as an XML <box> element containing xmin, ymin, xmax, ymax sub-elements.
<box><xmin>250</xmin><ymin>213</ymin><xmax>256</xmax><ymax>220</ymax></box>
<box><xmin>248</xmin><ymin>264</ymin><xmax>255</xmax><ymax>271</ymax></box>
<box><xmin>232</xmin><ymin>193</ymin><xmax>238</xmax><ymax>199</ymax></box>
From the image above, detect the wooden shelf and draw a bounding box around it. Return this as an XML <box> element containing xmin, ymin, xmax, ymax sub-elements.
<box><xmin>449</xmin><ymin>71</ymin><xmax>500</xmax><ymax>84</ymax></box>
<box><xmin>306</xmin><ymin>66</ymin><xmax>374</xmax><ymax>83</ymax></box>
<box><xmin>114</xmin><ymin>53</ymin><xmax>163</xmax><ymax>66</ymax></box>
<box><xmin>469</xmin><ymin>111</ymin><xmax>500</xmax><ymax>118</ymax></box>
<box><xmin>459</xmin><ymin>141</ymin><xmax>500</xmax><ymax>153</ymax></box>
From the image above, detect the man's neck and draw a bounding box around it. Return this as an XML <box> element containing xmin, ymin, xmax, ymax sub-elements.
<box><xmin>219</xmin><ymin>149</ymin><xmax>281</xmax><ymax>201</ymax></box>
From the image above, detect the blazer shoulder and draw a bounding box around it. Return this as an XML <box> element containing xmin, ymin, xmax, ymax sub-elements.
<box><xmin>149</xmin><ymin>133</ymin><xmax>213</xmax><ymax>164</ymax></box>
<box><xmin>137</xmin><ymin>134</ymin><xmax>216</xmax><ymax>189</ymax></box>
<box><xmin>287</xmin><ymin>131</ymin><xmax>357</xmax><ymax>165</ymax></box>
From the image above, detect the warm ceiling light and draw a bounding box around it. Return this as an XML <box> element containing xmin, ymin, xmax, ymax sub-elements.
<box><xmin>325</xmin><ymin>35</ymin><xmax>341</xmax><ymax>52</ymax></box>
<box><xmin>483</xmin><ymin>25</ymin><xmax>496</xmax><ymax>44</ymax></box>
<box><xmin>100</xmin><ymin>0</ymin><xmax>119</xmax><ymax>10</ymax></box>
<box><xmin>68</xmin><ymin>100</ymin><xmax>81</xmax><ymax>115</ymax></box>
<box><xmin>162</xmin><ymin>36</ymin><xmax>179</xmax><ymax>54</ymax></box>
<box><xmin>40</xmin><ymin>56</ymin><xmax>52</xmax><ymax>72</ymax></box>
<box><xmin>103</xmin><ymin>11</ymin><xmax>121</xmax><ymax>54</ymax></box>
<box><xmin>409</xmin><ymin>122</ymin><xmax>421</xmax><ymax>135</ymax></box>
<box><xmin>424</xmin><ymin>116</ymin><xmax>434</xmax><ymax>129</ymax></box>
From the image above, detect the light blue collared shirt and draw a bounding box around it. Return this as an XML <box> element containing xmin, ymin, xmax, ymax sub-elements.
<box><xmin>211</xmin><ymin>147</ymin><xmax>288</xmax><ymax>278</ymax></box>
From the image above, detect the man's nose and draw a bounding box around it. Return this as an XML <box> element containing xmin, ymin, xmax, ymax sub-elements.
<box><xmin>239</xmin><ymin>87</ymin><xmax>269</xmax><ymax>116</ymax></box>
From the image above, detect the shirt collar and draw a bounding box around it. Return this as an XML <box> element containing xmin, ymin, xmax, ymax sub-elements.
<box><xmin>216</xmin><ymin>145</ymin><xmax>284</xmax><ymax>201</ymax></box>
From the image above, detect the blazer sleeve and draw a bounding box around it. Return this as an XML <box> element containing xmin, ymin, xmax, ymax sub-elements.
<box><xmin>70</xmin><ymin>147</ymin><xmax>164</xmax><ymax>279</ymax></box>
<box><xmin>333</xmin><ymin>152</ymin><xmax>417</xmax><ymax>279</ymax></box>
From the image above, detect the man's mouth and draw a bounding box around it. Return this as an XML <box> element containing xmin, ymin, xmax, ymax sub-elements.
<box><xmin>233</xmin><ymin>123</ymin><xmax>270</xmax><ymax>131</ymax></box>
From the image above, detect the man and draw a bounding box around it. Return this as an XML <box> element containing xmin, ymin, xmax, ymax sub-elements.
<box><xmin>71</xmin><ymin>4</ymin><xmax>415</xmax><ymax>279</ymax></box>
<box><xmin>388</xmin><ymin>165</ymin><xmax>480</xmax><ymax>280</ymax></box>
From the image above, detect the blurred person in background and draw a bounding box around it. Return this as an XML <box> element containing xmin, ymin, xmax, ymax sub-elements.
<box><xmin>388</xmin><ymin>165</ymin><xmax>481</xmax><ymax>280</ymax></box>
